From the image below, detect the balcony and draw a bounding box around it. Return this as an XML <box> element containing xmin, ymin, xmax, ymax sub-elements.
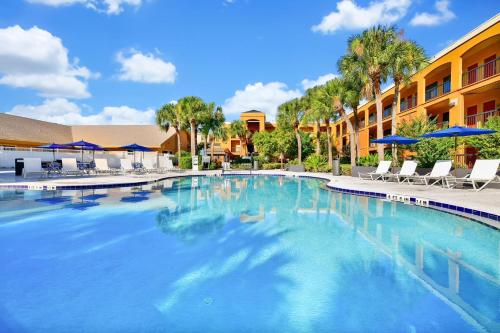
<box><xmin>466</xmin><ymin>110</ymin><xmax>500</xmax><ymax>127</ymax></box>
<box><xmin>462</xmin><ymin>57</ymin><xmax>499</xmax><ymax>87</ymax></box>
<box><xmin>425</xmin><ymin>80</ymin><xmax>451</xmax><ymax>102</ymax></box>
<box><xmin>383</xmin><ymin>107</ymin><xmax>392</xmax><ymax>119</ymax></box>
<box><xmin>368</xmin><ymin>114</ymin><xmax>376</xmax><ymax>125</ymax></box>
<box><xmin>400</xmin><ymin>95</ymin><xmax>417</xmax><ymax>112</ymax></box>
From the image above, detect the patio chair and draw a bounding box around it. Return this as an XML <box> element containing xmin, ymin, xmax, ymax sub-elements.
<box><xmin>142</xmin><ymin>159</ymin><xmax>160</xmax><ymax>173</ymax></box>
<box><xmin>358</xmin><ymin>161</ymin><xmax>392</xmax><ymax>181</ymax></box>
<box><xmin>22</xmin><ymin>158</ymin><xmax>48</xmax><ymax>178</ymax></box>
<box><xmin>222</xmin><ymin>162</ymin><xmax>231</xmax><ymax>171</ymax></box>
<box><xmin>381</xmin><ymin>160</ymin><xmax>418</xmax><ymax>183</ymax></box>
<box><xmin>165</xmin><ymin>158</ymin><xmax>183</xmax><ymax>172</ymax></box>
<box><xmin>120</xmin><ymin>159</ymin><xmax>136</xmax><ymax>173</ymax></box>
<box><xmin>408</xmin><ymin>160</ymin><xmax>452</xmax><ymax>187</ymax></box>
<box><xmin>61</xmin><ymin>158</ymin><xmax>84</xmax><ymax>176</ymax></box>
<box><xmin>446</xmin><ymin>159</ymin><xmax>500</xmax><ymax>191</ymax></box>
<box><xmin>94</xmin><ymin>158</ymin><xmax>120</xmax><ymax>175</ymax></box>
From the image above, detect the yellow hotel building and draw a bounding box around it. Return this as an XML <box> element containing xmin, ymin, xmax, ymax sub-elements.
<box><xmin>218</xmin><ymin>14</ymin><xmax>500</xmax><ymax>166</ymax></box>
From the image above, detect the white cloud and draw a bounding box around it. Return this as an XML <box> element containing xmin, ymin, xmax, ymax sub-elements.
<box><xmin>222</xmin><ymin>82</ymin><xmax>301</xmax><ymax>120</ymax></box>
<box><xmin>27</xmin><ymin>0</ymin><xmax>142</xmax><ymax>15</ymax></box>
<box><xmin>0</xmin><ymin>25</ymin><xmax>96</xmax><ymax>99</ymax></box>
<box><xmin>301</xmin><ymin>73</ymin><xmax>338</xmax><ymax>90</ymax></box>
<box><xmin>410</xmin><ymin>0</ymin><xmax>455</xmax><ymax>26</ymax></box>
<box><xmin>312</xmin><ymin>0</ymin><xmax>411</xmax><ymax>34</ymax></box>
<box><xmin>7</xmin><ymin>98</ymin><xmax>155</xmax><ymax>125</ymax></box>
<box><xmin>116</xmin><ymin>50</ymin><xmax>177</xmax><ymax>84</ymax></box>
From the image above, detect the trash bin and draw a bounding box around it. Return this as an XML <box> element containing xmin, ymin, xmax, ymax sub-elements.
<box><xmin>253</xmin><ymin>160</ymin><xmax>259</xmax><ymax>170</ymax></box>
<box><xmin>332</xmin><ymin>159</ymin><xmax>340</xmax><ymax>176</ymax></box>
<box><xmin>15</xmin><ymin>158</ymin><xmax>24</xmax><ymax>176</ymax></box>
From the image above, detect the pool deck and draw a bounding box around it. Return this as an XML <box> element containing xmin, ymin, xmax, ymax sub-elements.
<box><xmin>1</xmin><ymin>169</ymin><xmax>499</xmax><ymax>228</ymax></box>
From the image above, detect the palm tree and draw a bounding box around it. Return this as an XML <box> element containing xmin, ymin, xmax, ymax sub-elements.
<box><xmin>199</xmin><ymin>103</ymin><xmax>225</xmax><ymax>155</ymax></box>
<box><xmin>277</xmin><ymin>98</ymin><xmax>305</xmax><ymax>163</ymax></box>
<box><xmin>205</xmin><ymin>106</ymin><xmax>227</xmax><ymax>161</ymax></box>
<box><xmin>312</xmin><ymin>85</ymin><xmax>338</xmax><ymax>168</ymax></box>
<box><xmin>229</xmin><ymin>120</ymin><xmax>249</xmax><ymax>156</ymax></box>
<box><xmin>156</xmin><ymin>102</ymin><xmax>183</xmax><ymax>162</ymax></box>
<box><xmin>348</xmin><ymin>26</ymin><xmax>397</xmax><ymax>160</ymax></box>
<box><xmin>303</xmin><ymin>88</ymin><xmax>323</xmax><ymax>156</ymax></box>
<box><xmin>177</xmin><ymin>96</ymin><xmax>207</xmax><ymax>156</ymax></box>
<box><xmin>388</xmin><ymin>38</ymin><xmax>428</xmax><ymax>166</ymax></box>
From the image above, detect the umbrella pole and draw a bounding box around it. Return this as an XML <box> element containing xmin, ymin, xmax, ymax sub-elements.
<box><xmin>454</xmin><ymin>136</ymin><xmax>458</xmax><ymax>176</ymax></box>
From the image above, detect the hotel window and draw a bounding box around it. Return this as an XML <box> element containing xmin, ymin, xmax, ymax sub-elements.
<box><xmin>442</xmin><ymin>76</ymin><xmax>451</xmax><ymax>94</ymax></box>
<box><xmin>442</xmin><ymin>112</ymin><xmax>449</xmax><ymax>127</ymax></box>
<box><xmin>400</xmin><ymin>98</ymin><xmax>406</xmax><ymax>112</ymax></box>
<box><xmin>383</xmin><ymin>105</ymin><xmax>392</xmax><ymax>118</ymax></box>
<box><xmin>425</xmin><ymin>82</ymin><xmax>438</xmax><ymax>101</ymax></box>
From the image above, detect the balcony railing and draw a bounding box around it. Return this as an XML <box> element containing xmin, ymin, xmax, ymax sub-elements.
<box><xmin>400</xmin><ymin>95</ymin><xmax>417</xmax><ymax>112</ymax></box>
<box><xmin>462</xmin><ymin>57</ymin><xmax>499</xmax><ymax>86</ymax></box>
<box><xmin>466</xmin><ymin>110</ymin><xmax>500</xmax><ymax>127</ymax></box>
<box><xmin>425</xmin><ymin>80</ymin><xmax>451</xmax><ymax>101</ymax></box>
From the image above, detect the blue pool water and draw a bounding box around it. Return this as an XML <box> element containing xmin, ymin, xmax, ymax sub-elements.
<box><xmin>0</xmin><ymin>176</ymin><xmax>498</xmax><ymax>332</ymax></box>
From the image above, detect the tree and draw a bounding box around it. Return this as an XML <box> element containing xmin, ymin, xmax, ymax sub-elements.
<box><xmin>348</xmin><ymin>26</ymin><xmax>397</xmax><ymax>161</ymax></box>
<box><xmin>277</xmin><ymin>98</ymin><xmax>306</xmax><ymax>163</ymax></box>
<box><xmin>323</xmin><ymin>78</ymin><xmax>360</xmax><ymax>167</ymax></box>
<box><xmin>398</xmin><ymin>115</ymin><xmax>453</xmax><ymax>168</ymax></box>
<box><xmin>466</xmin><ymin>116</ymin><xmax>500</xmax><ymax>159</ymax></box>
<box><xmin>310</xmin><ymin>85</ymin><xmax>339</xmax><ymax>167</ymax></box>
<box><xmin>303</xmin><ymin>87</ymin><xmax>323</xmax><ymax>156</ymax></box>
<box><xmin>177</xmin><ymin>96</ymin><xmax>207</xmax><ymax>156</ymax></box>
<box><xmin>200</xmin><ymin>104</ymin><xmax>226</xmax><ymax>160</ymax></box>
<box><xmin>387</xmin><ymin>37</ymin><xmax>428</xmax><ymax>165</ymax></box>
<box><xmin>229</xmin><ymin>120</ymin><xmax>250</xmax><ymax>156</ymax></box>
<box><xmin>156</xmin><ymin>102</ymin><xmax>184</xmax><ymax>162</ymax></box>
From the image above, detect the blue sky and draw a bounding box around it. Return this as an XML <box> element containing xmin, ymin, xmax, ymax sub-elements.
<box><xmin>0</xmin><ymin>0</ymin><xmax>498</xmax><ymax>124</ymax></box>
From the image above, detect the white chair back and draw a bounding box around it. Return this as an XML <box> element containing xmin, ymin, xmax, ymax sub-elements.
<box><xmin>120</xmin><ymin>159</ymin><xmax>134</xmax><ymax>171</ymax></box>
<box><xmin>158</xmin><ymin>157</ymin><xmax>168</xmax><ymax>169</ymax></box>
<box><xmin>399</xmin><ymin>161</ymin><xmax>418</xmax><ymax>176</ymax></box>
<box><xmin>429</xmin><ymin>160</ymin><xmax>452</xmax><ymax>177</ymax></box>
<box><xmin>375</xmin><ymin>160</ymin><xmax>391</xmax><ymax>174</ymax></box>
<box><xmin>94</xmin><ymin>158</ymin><xmax>110</xmax><ymax>171</ymax></box>
<box><xmin>166</xmin><ymin>159</ymin><xmax>174</xmax><ymax>170</ymax></box>
<box><xmin>23</xmin><ymin>158</ymin><xmax>43</xmax><ymax>174</ymax></box>
<box><xmin>143</xmin><ymin>159</ymin><xmax>155</xmax><ymax>169</ymax></box>
<box><xmin>469</xmin><ymin>159</ymin><xmax>500</xmax><ymax>180</ymax></box>
<box><xmin>62</xmin><ymin>158</ymin><xmax>79</xmax><ymax>172</ymax></box>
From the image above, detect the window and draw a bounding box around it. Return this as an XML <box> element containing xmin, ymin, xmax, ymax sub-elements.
<box><xmin>425</xmin><ymin>82</ymin><xmax>438</xmax><ymax>101</ymax></box>
<box><xmin>383</xmin><ymin>129</ymin><xmax>391</xmax><ymax>136</ymax></box>
<box><xmin>442</xmin><ymin>76</ymin><xmax>451</xmax><ymax>94</ymax></box>
<box><xmin>442</xmin><ymin>112</ymin><xmax>449</xmax><ymax>123</ymax></box>
<box><xmin>383</xmin><ymin>105</ymin><xmax>392</xmax><ymax>118</ymax></box>
<box><xmin>467</xmin><ymin>63</ymin><xmax>478</xmax><ymax>84</ymax></box>
<box><xmin>369</xmin><ymin>113</ymin><xmax>376</xmax><ymax>124</ymax></box>
<box><xmin>400</xmin><ymin>97</ymin><xmax>406</xmax><ymax>112</ymax></box>
<box><xmin>484</xmin><ymin>55</ymin><xmax>496</xmax><ymax>79</ymax></box>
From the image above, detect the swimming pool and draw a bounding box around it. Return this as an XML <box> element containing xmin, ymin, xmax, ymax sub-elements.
<box><xmin>0</xmin><ymin>176</ymin><xmax>498</xmax><ymax>332</ymax></box>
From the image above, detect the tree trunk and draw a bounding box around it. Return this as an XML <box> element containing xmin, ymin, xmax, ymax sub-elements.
<box><xmin>210</xmin><ymin>137</ymin><xmax>215</xmax><ymax>162</ymax></box>
<box><xmin>391</xmin><ymin>79</ymin><xmax>401</xmax><ymax>166</ymax></box>
<box><xmin>175</xmin><ymin>128</ymin><xmax>182</xmax><ymax>162</ymax></box>
<box><xmin>338</xmin><ymin>106</ymin><xmax>356</xmax><ymax>167</ymax></box>
<box><xmin>352</xmin><ymin>107</ymin><xmax>360</xmax><ymax>164</ymax></box>
<box><xmin>315</xmin><ymin>120</ymin><xmax>321</xmax><ymax>156</ymax></box>
<box><xmin>190</xmin><ymin>120</ymin><xmax>196</xmax><ymax>156</ymax></box>
<box><xmin>203</xmin><ymin>135</ymin><xmax>208</xmax><ymax>155</ymax></box>
<box><xmin>294</xmin><ymin>127</ymin><xmax>302</xmax><ymax>163</ymax></box>
<box><xmin>325</xmin><ymin>119</ymin><xmax>333</xmax><ymax>168</ymax></box>
<box><xmin>374</xmin><ymin>83</ymin><xmax>384</xmax><ymax>160</ymax></box>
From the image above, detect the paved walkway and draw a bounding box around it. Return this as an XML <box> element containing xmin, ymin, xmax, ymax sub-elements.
<box><xmin>1</xmin><ymin>169</ymin><xmax>499</xmax><ymax>227</ymax></box>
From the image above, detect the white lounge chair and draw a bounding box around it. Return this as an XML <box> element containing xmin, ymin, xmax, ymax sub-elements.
<box><xmin>165</xmin><ymin>158</ymin><xmax>182</xmax><ymax>172</ymax></box>
<box><xmin>142</xmin><ymin>159</ymin><xmax>160</xmax><ymax>173</ymax></box>
<box><xmin>446</xmin><ymin>159</ymin><xmax>500</xmax><ymax>191</ymax></box>
<box><xmin>94</xmin><ymin>158</ymin><xmax>120</xmax><ymax>175</ymax></box>
<box><xmin>359</xmin><ymin>161</ymin><xmax>392</xmax><ymax>180</ymax></box>
<box><xmin>409</xmin><ymin>160</ymin><xmax>452</xmax><ymax>187</ymax></box>
<box><xmin>120</xmin><ymin>159</ymin><xmax>136</xmax><ymax>173</ymax></box>
<box><xmin>61</xmin><ymin>158</ymin><xmax>84</xmax><ymax>176</ymax></box>
<box><xmin>23</xmin><ymin>158</ymin><xmax>48</xmax><ymax>178</ymax></box>
<box><xmin>222</xmin><ymin>162</ymin><xmax>231</xmax><ymax>171</ymax></box>
<box><xmin>382</xmin><ymin>160</ymin><xmax>418</xmax><ymax>183</ymax></box>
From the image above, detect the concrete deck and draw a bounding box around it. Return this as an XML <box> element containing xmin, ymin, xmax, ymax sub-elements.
<box><xmin>1</xmin><ymin>169</ymin><xmax>499</xmax><ymax>228</ymax></box>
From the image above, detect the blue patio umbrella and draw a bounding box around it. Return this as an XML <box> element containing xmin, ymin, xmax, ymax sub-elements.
<box><xmin>65</xmin><ymin>140</ymin><xmax>103</xmax><ymax>162</ymax></box>
<box><xmin>422</xmin><ymin>125</ymin><xmax>496</xmax><ymax>171</ymax></box>
<box><xmin>371</xmin><ymin>135</ymin><xmax>420</xmax><ymax>166</ymax></box>
<box><xmin>121</xmin><ymin>143</ymin><xmax>152</xmax><ymax>164</ymax></box>
<box><xmin>38</xmin><ymin>143</ymin><xmax>71</xmax><ymax>161</ymax></box>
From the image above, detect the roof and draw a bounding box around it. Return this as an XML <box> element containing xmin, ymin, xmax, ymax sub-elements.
<box><xmin>0</xmin><ymin>113</ymin><xmax>175</xmax><ymax>148</ymax></box>
<box><xmin>0</xmin><ymin>113</ymin><xmax>73</xmax><ymax>144</ymax></box>
<box><xmin>242</xmin><ymin>110</ymin><xmax>264</xmax><ymax>114</ymax></box>
<box><xmin>71</xmin><ymin>125</ymin><xmax>175</xmax><ymax>148</ymax></box>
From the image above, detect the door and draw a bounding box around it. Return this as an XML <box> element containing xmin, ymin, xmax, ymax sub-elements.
<box><xmin>466</xmin><ymin>105</ymin><xmax>477</xmax><ymax>127</ymax></box>
<box><xmin>467</xmin><ymin>63</ymin><xmax>478</xmax><ymax>84</ymax></box>
<box><xmin>483</xmin><ymin>100</ymin><xmax>496</xmax><ymax>122</ymax></box>
<box><xmin>484</xmin><ymin>55</ymin><xmax>496</xmax><ymax>79</ymax></box>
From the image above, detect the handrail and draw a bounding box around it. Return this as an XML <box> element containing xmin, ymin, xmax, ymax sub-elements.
<box><xmin>425</xmin><ymin>80</ymin><xmax>451</xmax><ymax>101</ymax></box>
<box><xmin>462</xmin><ymin>57</ymin><xmax>499</xmax><ymax>86</ymax></box>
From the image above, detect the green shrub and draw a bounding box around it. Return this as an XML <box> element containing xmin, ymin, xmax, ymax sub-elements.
<box><xmin>262</xmin><ymin>162</ymin><xmax>282</xmax><ymax>170</ymax></box>
<box><xmin>231</xmin><ymin>163</ymin><xmax>252</xmax><ymax>170</ymax></box>
<box><xmin>287</xmin><ymin>158</ymin><xmax>301</xmax><ymax>166</ymax></box>
<box><xmin>467</xmin><ymin>116</ymin><xmax>500</xmax><ymax>159</ymax></box>
<box><xmin>340</xmin><ymin>164</ymin><xmax>352</xmax><ymax>176</ymax></box>
<box><xmin>179</xmin><ymin>156</ymin><xmax>192</xmax><ymax>169</ymax></box>
<box><xmin>304</xmin><ymin>155</ymin><xmax>330</xmax><ymax>172</ymax></box>
<box><xmin>357</xmin><ymin>154</ymin><xmax>379</xmax><ymax>167</ymax></box>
